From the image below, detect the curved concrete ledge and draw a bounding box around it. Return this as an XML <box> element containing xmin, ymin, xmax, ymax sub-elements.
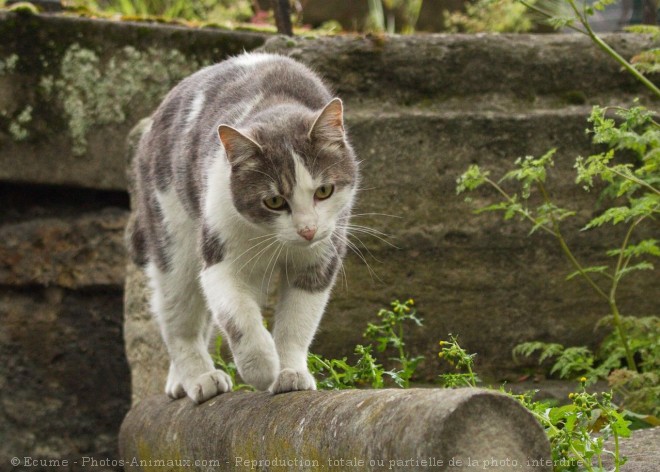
<box><xmin>119</xmin><ymin>388</ymin><xmax>551</xmax><ymax>471</ymax></box>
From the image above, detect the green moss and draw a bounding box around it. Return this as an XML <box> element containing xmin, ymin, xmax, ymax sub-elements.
<box><xmin>46</xmin><ymin>44</ymin><xmax>205</xmax><ymax>156</ymax></box>
<box><xmin>9</xmin><ymin>105</ymin><xmax>32</xmax><ymax>141</ymax></box>
<box><xmin>0</xmin><ymin>53</ymin><xmax>19</xmax><ymax>74</ymax></box>
<box><xmin>7</xmin><ymin>2</ymin><xmax>38</xmax><ymax>15</ymax></box>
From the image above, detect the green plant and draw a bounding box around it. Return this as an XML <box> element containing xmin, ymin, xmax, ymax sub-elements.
<box><xmin>444</xmin><ymin>0</ymin><xmax>538</xmax><ymax>33</ymax></box>
<box><xmin>309</xmin><ymin>298</ymin><xmax>424</xmax><ymax>389</ymax></box>
<box><xmin>457</xmin><ymin>102</ymin><xmax>659</xmax><ymax>414</ymax></box>
<box><xmin>363</xmin><ymin>298</ymin><xmax>425</xmax><ymax>387</ymax></box>
<box><xmin>437</xmin><ymin>334</ymin><xmax>480</xmax><ymax>388</ymax></box>
<box><xmin>367</xmin><ymin>0</ymin><xmax>424</xmax><ymax>34</ymax></box>
<box><xmin>519</xmin><ymin>0</ymin><xmax>660</xmax><ymax>98</ymax></box>
<box><xmin>435</xmin><ymin>336</ymin><xmax>633</xmax><ymax>472</ymax></box>
<box><xmin>518</xmin><ymin>380</ymin><xmax>631</xmax><ymax>472</ymax></box>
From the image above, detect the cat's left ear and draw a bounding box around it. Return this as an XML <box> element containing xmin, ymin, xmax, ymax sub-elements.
<box><xmin>309</xmin><ymin>98</ymin><xmax>345</xmax><ymax>143</ymax></box>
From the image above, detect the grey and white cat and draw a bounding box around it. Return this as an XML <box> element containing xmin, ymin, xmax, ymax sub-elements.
<box><xmin>127</xmin><ymin>52</ymin><xmax>359</xmax><ymax>403</ymax></box>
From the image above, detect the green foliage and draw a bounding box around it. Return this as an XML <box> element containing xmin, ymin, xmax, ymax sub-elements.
<box><xmin>458</xmin><ymin>104</ymin><xmax>660</xmax><ymax>419</ymax></box>
<box><xmin>520</xmin><ymin>0</ymin><xmax>660</xmax><ymax>98</ymax></box>
<box><xmin>437</xmin><ymin>335</ymin><xmax>480</xmax><ymax>388</ymax></box>
<box><xmin>519</xmin><ymin>384</ymin><xmax>631</xmax><ymax>472</ymax></box>
<box><xmin>309</xmin><ymin>298</ymin><xmax>424</xmax><ymax>389</ymax></box>
<box><xmin>72</xmin><ymin>0</ymin><xmax>253</xmax><ymax>23</ymax></box>
<box><xmin>434</xmin><ymin>337</ymin><xmax>634</xmax><ymax>471</ymax></box>
<box><xmin>367</xmin><ymin>0</ymin><xmax>424</xmax><ymax>34</ymax></box>
<box><xmin>444</xmin><ymin>0</ymin><xmax>540</xmax><ymax>33</ymax></box>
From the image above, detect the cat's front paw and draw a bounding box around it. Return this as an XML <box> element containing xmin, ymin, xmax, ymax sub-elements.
<box><xmin>269</xmin><ymin>368</ymin><xmax>316</xmax><ymax>394</ymax></box>
<box><xmin>185</xmin><ymin>370</ymin><xmax>233</xmax><ymax>404</ymax></box>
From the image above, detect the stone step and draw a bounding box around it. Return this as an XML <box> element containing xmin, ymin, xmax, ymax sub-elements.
<box><xmin>261</xmin><ymin>33</ymin><xmax>658</xmax><ymax>104</ymax></box>
<box><xmin>0</xmin><ymin>98</ymin><xmax>602</xmax><ymax>191</ymax></box>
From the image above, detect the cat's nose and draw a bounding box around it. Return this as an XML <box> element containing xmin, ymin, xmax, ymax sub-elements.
<box><xmin>297</xmin><ymin>226</ymin><xmax>317</xmax><ymax>241</ymax></box>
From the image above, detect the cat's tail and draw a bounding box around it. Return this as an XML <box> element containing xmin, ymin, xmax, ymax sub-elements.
<box><xmin>125</xmin><ymin>117</ymin><xmax>153</xmax><ymax>268</ymax></box>
<box><xmin>125</xmin><ymin>212</ymin><xmax>148</xmax><ymax>267</ymax></box>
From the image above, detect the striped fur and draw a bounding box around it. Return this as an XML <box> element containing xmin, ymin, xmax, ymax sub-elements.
<box><xmin>128</xmin><ymin>53</ymin><xmax>359</xmax><ymax>402</ymax></box>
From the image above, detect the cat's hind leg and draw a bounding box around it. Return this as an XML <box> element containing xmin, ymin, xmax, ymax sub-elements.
<box><xmin>148</xmin><ymin>262</ymin><xmax>233</xmax><ymax>403</ymax></box>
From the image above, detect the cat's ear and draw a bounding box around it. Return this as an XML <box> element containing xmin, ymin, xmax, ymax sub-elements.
<box><xmin>309</xmin><ymin>98</ymin><xmax>345</xmax><ymax>143</ymax></box>
<box><xmin>218</xmin><ymin>125</ymin><xmax>262</xmax><ymax>165</ymax></box>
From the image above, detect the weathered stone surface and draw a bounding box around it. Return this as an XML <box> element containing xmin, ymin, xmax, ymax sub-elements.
<box><xmin>0</xmin><ymin>286</ymin><xmax>130</xmax><ymax>470</ymax></box>
<box><xmin>119</xmin><ymin>389</ymin><xmax>552</xmax><ymax>472</ymax></box>
<box><xmin>601</xmin><ymin>427</ymin><xmax>660</xmax><ymax>472</ymax></box>
<box><xmin>0</xmin><ymin>12</ymin><xmax>268</xmax><ymax>190</ymax></box>
<box><xmin>261</xmin><ymin>33</ymin><xmax>658</xmax><ymax>104</ymax></box>
<box><xmin>0</xmin><ymin>208</ymin><xmax>128</xmax><ymax>288</ymax></box>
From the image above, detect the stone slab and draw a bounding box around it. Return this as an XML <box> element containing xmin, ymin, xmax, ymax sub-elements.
<box><xmin>0</xmin><ymin>12</ymin><xmax>268</xmax><ymax>190</ymax></box>
<box><xmin>0</xmin><ymin>208</ymin><xmax>128</xmax><ymax>288</ymax></box>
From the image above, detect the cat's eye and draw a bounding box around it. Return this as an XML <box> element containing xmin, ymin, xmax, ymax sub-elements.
<box><xmin>264</xmin><ymin>195</ymin><xmax>287</xmax><ymax>210</ymax></box>
<box><xmin>315</xmin><ymin>184</ymin><xmax>334</xmax><ymax>200</ymax></box>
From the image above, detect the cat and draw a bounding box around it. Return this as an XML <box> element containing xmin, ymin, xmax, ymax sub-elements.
<box><xmin>126</xmin><ymin>52</ymin><xmax>359</xmax><ymax>403</ymax></box>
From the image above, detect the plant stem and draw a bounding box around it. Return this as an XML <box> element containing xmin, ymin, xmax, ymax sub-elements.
<box><xmin>608</xmin><ymin>217</ymin><xmax>646</xmax><ymax>372</ymax></box>
<box><xmin>537</xmin><ymin>182</ymin><xmax>610</xmax><ymax>302</ymax></box>
<box><xmin>608</xmin><ymin>168</ymin><xmax>660</xmax><ymax>197</ymax></box>
<box><xmin>566</xmin><ymin>0</ymin><xmax>660</xmax><ymax>98</ymax></box>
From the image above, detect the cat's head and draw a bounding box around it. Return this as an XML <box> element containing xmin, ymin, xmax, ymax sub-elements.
<box><xmin>218</xmin><ymin>98</ymin><xmax>358</xmax><ymax>247</ymax></box>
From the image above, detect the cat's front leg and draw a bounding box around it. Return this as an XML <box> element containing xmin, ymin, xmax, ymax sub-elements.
<box><xmin>201</xmin><ymin>263</ymin><xmax>280</xmax><ymax>390</ymax></box>
<box><xmin>270</xmin><ymin>285</ymin><xmax>332</xmax><ymax>394</ymax></box>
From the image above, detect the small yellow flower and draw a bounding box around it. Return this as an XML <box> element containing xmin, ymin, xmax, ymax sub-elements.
<box><xmin>407</xmin><ymin>298</ymin><xmax>415</xmax><ymax>305</ymax></box>
<box><xmin>580</xmin><ymin>377</ymin><xmax>587</xmax><ymax>383</ymax></box>
<box><xmin>439</xmin><ymin>341</ymin><xmax>447</xmax><ymax>346</ymax></box>
<box><xmin>438</xmin><ymin>352</ymin><xmax>444</xmax><ymax>358</ymax></box>
<box><xmin>568</xmin><ymin>393</ymin><xmax>575</xmax><ymax>399</ymax></box>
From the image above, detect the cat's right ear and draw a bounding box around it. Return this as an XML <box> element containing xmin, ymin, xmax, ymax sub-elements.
<box><xmin>217</xmin><ymin>125</ymin><xmax>262</xmax><ymax>165</ymax></box>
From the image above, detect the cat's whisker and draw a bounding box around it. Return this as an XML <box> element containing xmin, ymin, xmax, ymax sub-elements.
<box><xmin>344</xmin><ymin>230</ymin><xmax>384</xmax><ymax>264</ymax></box>
<box><xmin>237</xmin><ymin>237</ymin><xmax>279</xmax><ymax>275</ymax></box>
<box><xmin>337</xmin><ymin>224</ymin><xmax>399</xmax><ymax>250</ymax></box>
<box><xmin>263</xmin><ymin>241</ymin><xmax>285</xmax><ymax>295</ymax></box>
<box><xmin>247</xmin><ymin>232</ymin><xmax>279</xmax><ymax>242</ymax></box>
<box><xmin>228</xmin><ymin>235</ymin><xmax>279</xmax><ymax>269</ymax></box>
<box><xmin>343</xmin><ymin>223</ymin><xmax>394</xmax><ymax>238</ymax></box>
<box><xmin>350</xmin><ymin>212</ymin><xmax>403</xmax><ymax>219</ymax></box>
<box><xmin>333</xmin><ymin>232</ymin><xmax>382</xmax><ymax>283</ymax></box>
<box><xmin>284</xmin><ymin>246</ymin><xmax>291</xmax><ymax>287</ymax></box>
<box><xmin>329</xmin><ymin>239</ymin><xmax>349</xmax><ymax>291</ymax></box>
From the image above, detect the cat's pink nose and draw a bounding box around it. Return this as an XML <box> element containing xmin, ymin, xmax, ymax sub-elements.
<box><xmin>298</xmin><ymin>227</ymin><xmax>317</xmax><ymax>241</ymax></box>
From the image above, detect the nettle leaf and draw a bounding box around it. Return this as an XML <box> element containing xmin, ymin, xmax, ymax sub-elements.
<box><xmin>456</xmin><ymin>164</ymin><xmax>490</xmax><ymax>195</ymax></box>
<box><xmin>547</xmin><ymin>15</ymin><xmax>576</xmax><ymax>30</ymax></box>
<box><xmin>513</xmin><ymin>341</ymin><xmax>565</xmax><ymax>364</ymax></box>
<box><xmin>618</xmin><ymin>261</ymin><xmax>655</xmax><ymax>278</ymax></box>
<box><xmin>566</xmin><ymin>265</ymin><xmax>610</xmax><ymax>281</ymax></box>
<box><xmin>584</xmin><ymin>206</ymin><xmax>633</xmax><ymax>229</ymax></box>
<box><xmin>607</xmin><ymin>239</ymin><xmax>660</xmax><ymax>258</ymax></box>
<box><xmin>550</xmin><ymin>346</ymin><xmax>594</xmax><ymax>378</ymax></box>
